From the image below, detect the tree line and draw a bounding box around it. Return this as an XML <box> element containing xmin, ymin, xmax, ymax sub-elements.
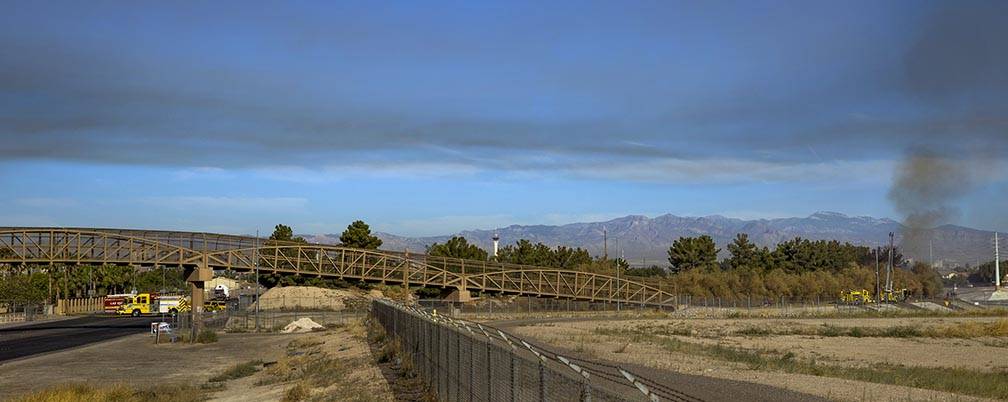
<box><xmin>424</xmin><ymin>233</ymin><xmax>942</xmax><ymax>300</ymax></box>
<box><xmin>0</xmin><ymin>265</ymin><xmax>188</xmax><ymax>303</ymax></box>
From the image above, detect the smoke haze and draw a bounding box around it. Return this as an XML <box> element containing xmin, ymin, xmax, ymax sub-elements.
<box><xmin>888</xmin><ymin>151</ymin><xmax>978</xmax><ymax>261</ymax></box>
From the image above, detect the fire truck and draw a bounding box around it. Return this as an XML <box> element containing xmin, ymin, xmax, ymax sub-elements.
<box><xmin>116</xmin><ymin>293</ymin><xmax>190</xmax><ymax>317</ymax></box>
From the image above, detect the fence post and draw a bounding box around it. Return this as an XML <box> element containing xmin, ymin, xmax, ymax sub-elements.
<box><xmin>538</xmin><ymin>360</ymin><xmax>546</xmax><ymax>402</ymax></box>
<box><xmin>486</xmin><ymin>341</ymin><xmax>492</xmax><ymax>402</ymax></box>
<box><xmin>469</xmin><ymin>336</ymin><xmax>474</xmax><ymax>402</ymax></box>
<box><xmin>436</xmin><ymin>322</ymin><xmax>443</xmax><ymax>399</ymax></box>
<box><xmin>557</xmin><ymin>355</ymin><xmax>591</xmax><ymax>402</ymax></box>
<box><xmin>510</xmin><ymin>352</ymin><xmax>515</xmax><ymax>402</ymax></box>
<box><xmin>456</xmin><ymin>329</ymin><xmax>461</xmax><ymax>402</ymax></box>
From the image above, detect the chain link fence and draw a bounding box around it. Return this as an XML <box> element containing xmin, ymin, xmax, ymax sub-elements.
<box><xmin>372</xmin><ymin>300</ymin><xmax>705</xmax><ymax>402</ymax></box>
<box><xmin>0</xmin><ymin>300</ymin><xmax>46</xmax><ymax>325</ymax></box>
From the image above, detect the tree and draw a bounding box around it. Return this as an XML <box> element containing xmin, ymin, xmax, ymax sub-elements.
<box><xmin>552</xmin><ymin>246</ymin><xmax>593</xmax><ymax>269</ymax></box>
<box><xmin>339</xmin><ymin>220</ymin><xmax>382</xmax><ymax>249</ymax></box>
<box><xmin>427</xmin><ymin>236</ymin><xmax>488</xmax><ymax>260</ymax></box>
<box><xmin>496</xmin><ymin>239</ymin><xmax>553</xmax><ymax>266</ymax></box>
<box><xmin>975</xmin><ymin>259</ymin><xmax>1008</xmax><ymax>284</ymax></box>
<box><xmin>269</xmin><ymin>224</ymin><xmax>306</xmax><ymax>243</ymax></box>
<box><xmin>624</xmin><ymin>265</ymin><xmax>667</xmax><ymax>277</ymax></box>
<box><xmin>725</xmin><ymin>233</ymin><xmax>758</xmax><ymax>270</ymax></box>
<box><xmin>667</xmin><ymin>235</ymin><xmax>720</xmax><ymax>271</ymax></box>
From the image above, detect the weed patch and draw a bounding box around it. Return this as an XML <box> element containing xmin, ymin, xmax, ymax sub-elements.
<box><xmin>12</xmin><ymin>383</ymin><xmax>206</xmax><ymax>402</ymax></box>
<box><xmin>208</xmin><ymin>360</ymin><xmax>264</xmax><ymax>382</ymax></box>
<box><xmin>196</xmin><ymin>329</ymin><xmax>218</xmax><ymax>343</ymax></box>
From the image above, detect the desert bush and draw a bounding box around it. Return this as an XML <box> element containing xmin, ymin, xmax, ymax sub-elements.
<box><xmin>282</xmin><ymin>382</ymin><xmax>311</xmax><ymax>402</ymax></box>
<box><xmin>208</xmin><ymin>360</ymin><xmax>263</xmax><ymax>382</ymax></box>
<box><xmin>196</xmin><ymin>329</ymin><xmax>218</xmax><ymax>343</ymax></box>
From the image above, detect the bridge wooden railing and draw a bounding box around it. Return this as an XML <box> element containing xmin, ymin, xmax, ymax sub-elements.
<box><xmin>0</xmin><ymin>228</ymin><xmax>674</xmax><ymax>306</ymax></box>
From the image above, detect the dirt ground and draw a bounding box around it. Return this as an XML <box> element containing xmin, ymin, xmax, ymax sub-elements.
<box><xmin>643</xmin><ymin>316</ymin><xmax>1008</xmax><ymax>370</ymax></box>
<box><xmin>255</xmin><ymin>286</ymin><xmax>364</xmax><ymax>311</ymax></box>
<box><xmin>505</xmin><ymin>316</ymin><xmax>1008</xmax><ymax>402</ymax></box>
<box><xmin>0</xmin><ymin>320</ymin><xmax>393</xmax><ymax>402</ymax></box>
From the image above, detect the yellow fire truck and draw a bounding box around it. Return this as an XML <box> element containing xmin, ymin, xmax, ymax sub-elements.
<box><xmin>116</xmin><ymin>293</ymin><xmax>190</xmax><ymax>317</ymax></box>
<box><xmin>839</xmin><ymin>289</ymin><xmax>874</xmax><ymax>305</ymax></box>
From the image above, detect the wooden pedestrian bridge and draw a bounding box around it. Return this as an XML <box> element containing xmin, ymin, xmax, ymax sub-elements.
<box><xmin>0</xmin><ymin>227</ymin><xmax>675</xmax><ymax>308</ymax></box>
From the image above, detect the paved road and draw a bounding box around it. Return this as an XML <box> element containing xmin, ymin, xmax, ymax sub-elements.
<box><xmin>489</xmin><ymin>316</ymin><xmax>828</xmax><ymax>402</ymax></box>
<box><xmin>0</xmin><ymin>316</ymin><xmax>158</xmax><ymax>362</ymax></box>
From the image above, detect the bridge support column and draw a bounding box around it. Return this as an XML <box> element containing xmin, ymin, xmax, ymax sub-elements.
<box><xmin>446</xmin><ymin>287</ymin><xmax>472</xmax><ymax>303</ymax></box>
<box><xmin>185</xmin><ymin>261</ymin><xmax>212</xmax><ymax>336</ymax></box>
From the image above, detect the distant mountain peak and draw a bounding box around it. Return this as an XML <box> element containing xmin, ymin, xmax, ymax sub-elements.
<box><xmin>810</xmin><ymin>211</ymin><xmax>848</xmax><ymax>219</ymax></box>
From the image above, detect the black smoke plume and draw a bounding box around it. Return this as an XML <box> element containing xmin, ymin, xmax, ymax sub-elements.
<box><xmin>887</xmin><ymin>150</ymin><xmax>975</xmax><ymax>262</ymax></box>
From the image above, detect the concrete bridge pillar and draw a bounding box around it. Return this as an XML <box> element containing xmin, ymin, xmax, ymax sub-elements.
<box><xmin>446</xmin><ymin>287</ymin><xmax>472</xmax><ymax>303</ymax></box>
<box><xmin>185</xmin><ymin>259</ymin><xmax>212</xmax><ymax>333</ymax></box>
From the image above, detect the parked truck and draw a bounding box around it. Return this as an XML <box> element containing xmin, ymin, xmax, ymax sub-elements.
<box><xmin>839</xmin><ymin>289</ymin><xmax>874</xmax><ymax>305</ymax></box>
<box><xmin>103</xmin><ymin>292</ymin><xmax>137</xmax><ymax>313</ymax></box>
<box><xmin>116</xmin><ymin>293</ymin><xmax>190</xmax><ymax>317</ymax></box>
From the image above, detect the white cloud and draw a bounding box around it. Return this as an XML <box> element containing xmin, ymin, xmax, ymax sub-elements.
<box><xmin>160</xmin><ymin>156</ymin><xmax>979</xmax><ymax>188</ymax></box>
<box><xmin>171</xmin><ymin>167</ymin><xmax>235</xmax><ymax>181</ymax></box>
<box><xmin>376</xmin><ymin>214</ymin><xmax>516</xmax><ymax>237</ymax></box>
<box><xmin>562</xmin><ymin>158</ymin><xmax>896</xmax><ymax>184</ymax></box>
<box><xmin>140</xmin><ymin>196</ymin><xmax>308</xmax><ymax>211</ymax></box>
<box><xmin>250</xmin><ymin>162</ymin><xmax>481</xmax><ymax>183</ymax></box>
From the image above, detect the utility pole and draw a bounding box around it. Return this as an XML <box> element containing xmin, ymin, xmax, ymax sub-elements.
<box><xmin>875</xmin><ymin>243</ymin><xmax>880</xmax><ymax>303</ymax></box>
<box><xmin>612</xmin><ymin>243</ymin><xmax>620</xmax><ymax>312</ymax></box>
<box><xmin>929</xmin><ymin>238</ymin><xmax>934</xmax><ymax>268</ymax></box>
<box><xmin>254</xmin><ymin>229</ymin><xmax>261</xmax><ymax>332</ymax></box>
<box><xmin>603</xmin><ymin>226</ymin><xmax>608</xmax><ymax>261</ymax></box>
<box><xmin>886</xmin><ymin>232</ymin><xmax>894</xmax><ymax>297</ymax></box>
<box><xmin>996</xmin><ymin>232</ymin><xmax>1001</xmax><ymax>290</ymax></box>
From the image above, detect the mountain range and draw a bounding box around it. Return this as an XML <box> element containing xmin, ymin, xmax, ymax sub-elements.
<box><xmin>300</xmin><ymin>212</ymin><xmax>1002</xmax><ymax>271</ymax></box>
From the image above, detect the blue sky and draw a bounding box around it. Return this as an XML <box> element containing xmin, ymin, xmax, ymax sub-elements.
<box><xmin>2</xmin><ymin>1</ymin><xmax>1006</xmax><ymax>236</ymax></box>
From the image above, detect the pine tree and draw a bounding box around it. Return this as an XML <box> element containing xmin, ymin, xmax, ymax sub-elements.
<box><xmin>339</xmin><ymin>220</ymin><xmax>382</xmax><ymax>249</ymax></box>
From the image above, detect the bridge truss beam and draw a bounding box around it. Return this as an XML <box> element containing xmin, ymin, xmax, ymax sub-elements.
<box><xmin>0</xmin><ymin>228</ymin><xmax>674</xmax><ymax>307</ymax></box>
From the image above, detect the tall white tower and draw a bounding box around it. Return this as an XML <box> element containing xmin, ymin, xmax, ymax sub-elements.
<box><xmin>996</xmin><ymin>232</ymin><xmax>1001</xmax><ymax>290</ymax></box>
<box><xmin>492</xmin><ymin>232</ymin><xmax>500</xmax><ymax>258</ymax></box>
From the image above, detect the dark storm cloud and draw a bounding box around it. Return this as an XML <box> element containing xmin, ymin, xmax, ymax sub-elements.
<box><xmin>902</xmin><ymin>1</ymin><xmax>1008</xmax><ymax>99</ymax></box>
<box><xmin>0</xmin><ymin>2</ymin><xmax>1006</xmax><ymax>174</ymax></box>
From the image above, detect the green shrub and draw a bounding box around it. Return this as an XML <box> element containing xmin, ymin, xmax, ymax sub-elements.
<box><xmin>196</xmin><ymin>329</ymin><xmax>218</xmax><ymax>344</ymax></box>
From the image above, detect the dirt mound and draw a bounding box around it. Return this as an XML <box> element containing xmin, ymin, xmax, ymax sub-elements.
<box><xmin>254</xmin><ymin>286</ymin><xmax>361</xmax><ymax>311</ymax></box>
<box><xmin>281</xmin><ymin>317</ymin><xmax>324</xmax><ymax>333</ymax></box>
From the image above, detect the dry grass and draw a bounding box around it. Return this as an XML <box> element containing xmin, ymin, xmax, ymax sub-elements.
<box><xmin>208</xmin><ymin>360</ymin><xmax>263</xmax><ymax>382</ymax></box>
<box><xmin>728</xmin><ymin>318</ymin><xmax>1008</xmax><ymax>339</ymax></box>
<box><xmin>281</xmin><ymin>382</ymin><xmax>311</xmax><ymax>402</ymax></box>
<box><xmin>596</xmin><ymin>325</ymin><xmax>1008</xmax><ymax>400</ymax></box>
<box><xmin>10</xmin><ymin>383</ymin><xmax>206</xmax><ymax>402</ymax></box>
<box><xmin>933</xmin><ymin>319</ymin><xmax>1008</xmax><ymax>338</ymax></box>
<box><xmin>255</xmin><ymin>327</ymin><xmax>393</xmax><ymax>402</ymax></box>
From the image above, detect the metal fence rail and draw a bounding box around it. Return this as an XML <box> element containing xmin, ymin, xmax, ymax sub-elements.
<box><xmin>371</xmin><ymin>300</ymin><xmax>704</xmax><ymax>402</ymax></box>
<box><xmin>0</xmin><ymin>300</ymin><xmax>45</xmax><ymax>324</ymax></box>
